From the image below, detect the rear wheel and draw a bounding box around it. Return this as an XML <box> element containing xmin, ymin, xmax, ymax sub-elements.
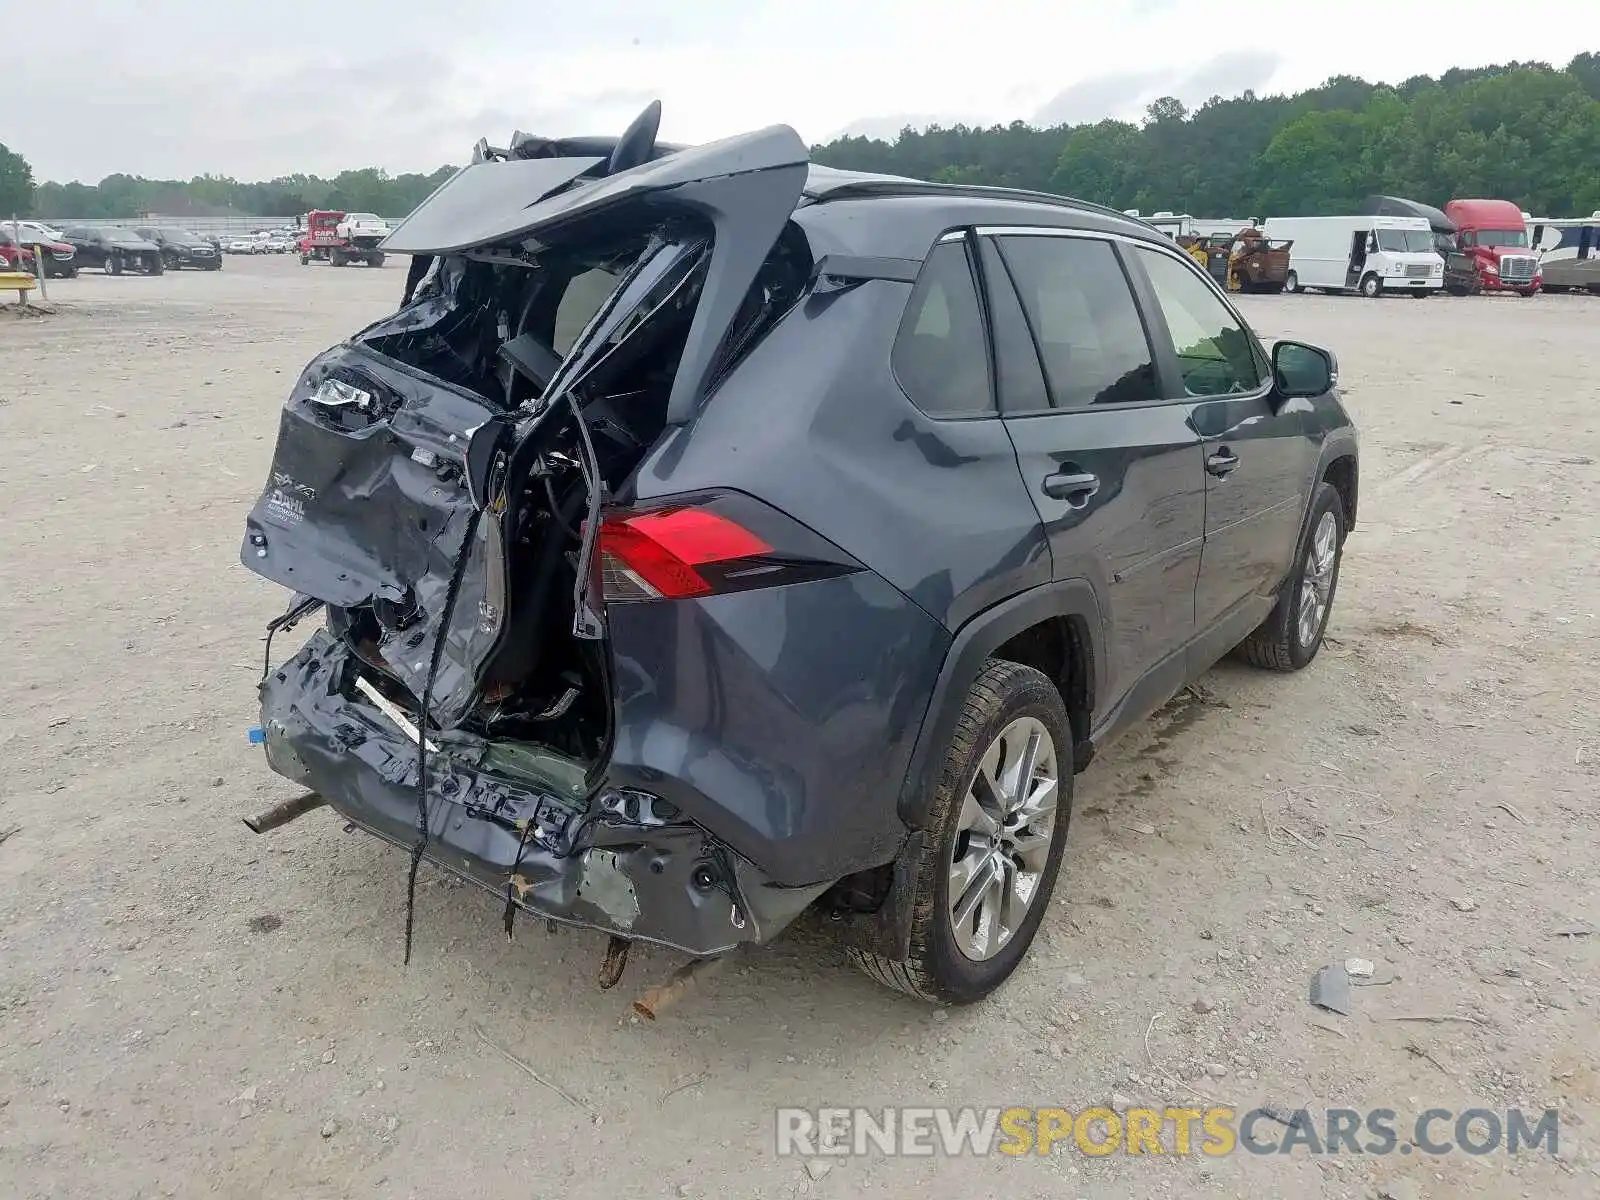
<box><xmin>1235</xmin><ymin>482</ymin><xmax>1345</xmax><ymax>672</ymax></box>
<box><xmin>847</xmin><ymin>659</ymin><xmax>1072</xmax><ymax>1004</ymax></box>
<box><xmin>1359</xmin><ymin>272</ymin><xmax>1382</xmax><ymax>298</ymax></box>
<box><xmin>1282</xmin><ymin>271</ymin><xmax>1299</xmax><ymax>294</ymax></box>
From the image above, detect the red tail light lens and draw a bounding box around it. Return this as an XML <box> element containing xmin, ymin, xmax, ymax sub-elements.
<box><xmin>596</xmin><ymin>493</ymin><xmax>863</xmax><ymax>604</ymax></box>
<box><xmin>599</xmin><ymin>508</ymin><xmax>773</xmax><ymax>600</ymax></box>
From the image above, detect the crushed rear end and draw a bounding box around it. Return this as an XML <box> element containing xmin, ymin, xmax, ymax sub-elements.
<box><xmin>241</xmin><ymin>117</ymin><xmax>898</xmax><ymax>958</ymax></box>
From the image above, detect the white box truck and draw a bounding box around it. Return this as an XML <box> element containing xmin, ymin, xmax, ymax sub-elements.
<box><xmin>1261</xmin><ymin>215</ymin><xmax>1444</xmax><ymax>297</ymax></box>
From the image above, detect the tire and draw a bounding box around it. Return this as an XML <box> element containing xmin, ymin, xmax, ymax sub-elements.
<box><xmin>1446</xmin><ymin>283</ymin><xmax>1469</xmax><ymax>296</ymax></box>
<box><xmin>1359</xmin><ymin>272</ymin><xmax>1382</xmax><ymax>298</ymax></box>
<box><xmin>847</xmin><ymin>659</ymin><xmax>1073</xmax><ymax>1004</ymax></box>
<box><xmin>1282</xmin><ymin>271</ymin><xmax>1299</xmax><ymax>294</ymax></box>
<box><xmin>107</xmin><ymin>256</ymin><xmax>122</xmax><ymax>276</ymax></box>
<box><xmin>1410</xmin><ymin>289</ymin><xmax>1429</xmax><ymax>298</ymax></box>
<box><xmin>1518</xmin><ymin>288</ymin><xmax>1538</xmax><ymax>298</ymax></box>
<box><xmin>300</xmin><ymin>253</ymin><xmax>310</xmax><ymax>265</ymax></box>
<box><xmin>367</xmin><ymin>252</ymin><xmax>385</xmax><ymax>268</ymax></box>
<box><xmin>1235</xmin><ymin>481</ymin><xmax>1346</xmax><ymax>672</ymax></box>
<box><xmin>150</xmin><ymin>258</ymin><xmax>164</xmax><ymax>276</ymax></box>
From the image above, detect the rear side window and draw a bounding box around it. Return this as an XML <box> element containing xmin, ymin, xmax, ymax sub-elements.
<box><xmin>994</xmin><ymin>236</ymin><xmax>1159</xmax><ymax>408</ymax></box>
<box><xmin>1134</xmin><ymin>247</ymin><xmax>1263</xmax><ymax>397</ymax></box>
<box><xmin>892</xmin><ymin>241</ymin><xmax>994</xmax><ymax>417</ymax></box>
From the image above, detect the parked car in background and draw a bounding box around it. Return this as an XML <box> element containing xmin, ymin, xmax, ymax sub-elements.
<box><xmin>59</xmin><ymin>227</ymin><xmax>164</xmax><ymax>275</ymax></box>
<box><xmin>0</xmin><ymin>231</ymin><xmax>37</xmax><ymax>273</ymax></box>
<box><xmin>7</xmin><ymin>222</ymin><xmax>78</xmax><ymax>277</ymax></box>
<box><xmin>265</xmin><ymin>234</ymin><xmax>294</xmax><ymax>253</ymax></box>
<box><xmin>334</xmin><ymin>212</ymin><xmax>391</xmax><ymax>242</ymax></box>
<box><xmin>135</xmin><ymin>227</ymin><xmax>223</xmax><ymax>271</ymax></box>
<box><xmin>226</xmin><ymin>237</ymin><xmax>258</xmax><ymax>254</ymax></box>
<box><xmin>242</xmin><ymin>110</ymin><xmax>1359</xmax><ymax>1005</ymax></box>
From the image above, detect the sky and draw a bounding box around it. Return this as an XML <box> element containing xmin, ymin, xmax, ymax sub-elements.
<box><xmin>7</xmin><ymin>0</ymin><xmax>1597</xmax><ymax>184</ymax></box>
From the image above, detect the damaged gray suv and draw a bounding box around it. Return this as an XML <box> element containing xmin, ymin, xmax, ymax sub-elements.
<box><xmin>242</xmin><ymin>103</ymin><xmax>1358</xmax><ymax>1004</ymax></box>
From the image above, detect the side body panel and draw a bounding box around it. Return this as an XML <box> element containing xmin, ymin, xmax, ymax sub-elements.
<box><xmin>630</xmin><ymin>278</ymin><xmax>1052</xmax><ymax>632</ymax></box>
<box><xmin>606</xmin><ymin>571</ymin><xmax>950</xmax><ymax>886</ymax></box>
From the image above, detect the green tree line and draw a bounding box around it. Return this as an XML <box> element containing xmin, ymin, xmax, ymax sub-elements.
<box><xmin>816</xmin><ymin>54</ymin><xmax>1600</xmax><ymax>217</ymax></box>
<box><xmin>10</xmin><ymin>164</ymin><xmax>457</xmax><ymax>221</ymax></box>
<box><xmin>5</xmin><ymin>53</ymin><xmax>1599</xmax><ymax>221</ymax></box>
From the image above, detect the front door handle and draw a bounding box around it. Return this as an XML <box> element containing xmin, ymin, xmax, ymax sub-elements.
<box><xmin>1205</xmin><ymin>449</ymin><xmax>1240</xmax><ymax>478</ymax></box>
<box><xmin>1043</xmin><ymin>470</ymin><xmax>1100</xmax><ymax>503</ymax></box>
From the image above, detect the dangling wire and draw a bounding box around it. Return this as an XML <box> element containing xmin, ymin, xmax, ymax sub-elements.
<box><xmin>403</xmin><ymin>506</ymin><xmax>484</xmax><ymax>965</ymax></box>
<box><xmin>261</xmin><ymin>595</ymin><xmax>323</xmax><ymax>682</ymax></box>
<box><xmin>502</xmin><ymin>818</ymin><xmax>535</xmax><ymax>940</ymax></box>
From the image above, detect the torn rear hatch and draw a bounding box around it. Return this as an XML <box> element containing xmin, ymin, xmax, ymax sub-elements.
<box><xmin>243</xmin><ymin>120</ymin><xmax>811</xmax><ymax>741</ymax></box>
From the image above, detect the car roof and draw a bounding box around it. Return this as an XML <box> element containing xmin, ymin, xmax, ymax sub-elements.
<box><xmin>793</xmin><ymin>164</ymin><xmax>1168</xmax><ymax>260</ymax></box>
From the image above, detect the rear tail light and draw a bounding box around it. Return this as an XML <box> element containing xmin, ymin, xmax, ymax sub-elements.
<box><xmin>596</xmin><ymin>493</ymin><xmax>861</xmax><ymax>603</ymax></box>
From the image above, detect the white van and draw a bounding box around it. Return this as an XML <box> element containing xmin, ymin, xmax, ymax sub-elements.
<box><xmin>1261</xmin><ymin>215</ymin><xmax>1444</xmax><ymax>297</ymax></box>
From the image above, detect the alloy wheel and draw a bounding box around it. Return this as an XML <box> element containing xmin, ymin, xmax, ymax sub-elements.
<box><xmin>1297</xmin><ymin>511</ymin><xmax>1339</xmax><ymax>649</ymax></box>
<box><xmin>948</xmin><ymin>716</ymin><xmax>1059</xmax><ymax>961</ymax></box>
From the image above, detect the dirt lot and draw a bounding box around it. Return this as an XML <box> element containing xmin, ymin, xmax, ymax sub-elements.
<box><xmin>2</xmin><ymin>257</ymin><xmax>1597</xmax><ymax>1200</ymax></box>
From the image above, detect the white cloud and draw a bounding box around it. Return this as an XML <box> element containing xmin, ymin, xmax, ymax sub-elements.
<box><xmin>6</xmin><ymin>0</ymin><xmax>1595</xmax><ymax>181</ymax></box>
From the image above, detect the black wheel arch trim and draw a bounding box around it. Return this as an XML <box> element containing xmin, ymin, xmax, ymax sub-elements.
<box><xmin>1311</xmin><ymin>429</ymin><xmax>1359</xmax><ymax>532</ymax></box>
<box><xmin>840</xmin><ymin>579</ymin><xmax>1104</xmax><ymax>962</ymax></box>
<box><xmin>895</xmin><ymin>578</ymin><xmax>1103</xmax><ymax>832</ymax></box>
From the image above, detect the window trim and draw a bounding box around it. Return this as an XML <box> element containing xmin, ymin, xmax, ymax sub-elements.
<box><xmin>888</xmin><ymin>231</ymin><xmax>999</xmax><ymax>422</ymax></box>
<box><xmin>978</xmin><ymin>228</ymin><xmax>1184</xmax><ymax>416</ymax></box>
<box><xmin>1124</xmin><ymin>240</ymin><xmax>1274</xmax><ymax>403</ymax></box>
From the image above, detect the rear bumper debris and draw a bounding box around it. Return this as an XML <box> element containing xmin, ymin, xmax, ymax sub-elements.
<box><xmin>258</xmin><ymin>630</ymin><xmax>827</xmax><ymax>956</ymax></box>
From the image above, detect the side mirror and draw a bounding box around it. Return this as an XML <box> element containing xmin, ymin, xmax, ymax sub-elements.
<box><xmin>1272</xmin><ymin>340</ymin><xmax>1337</xmax><ymax>399</ymax></box>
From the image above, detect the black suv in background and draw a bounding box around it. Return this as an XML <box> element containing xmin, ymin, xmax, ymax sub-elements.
<box><xmin>59</xmin><ymin>227</ymin><xmax>164</xmax><ymax>275</ymax></box>
<box><xmin>135</xmin><ymin>227</ymin><xmax>222</xmax><ymax>270</ymax></box>
<box><xmin>240</xmin><ymin>105</ymin><xmax>1358</xmax><ymax>1005</ymax></box>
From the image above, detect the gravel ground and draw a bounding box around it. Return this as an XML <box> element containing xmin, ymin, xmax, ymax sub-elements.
<box><xmin>2</xmin><ymin>257</ymin><xmax>1597</xmax><ymax>1200</ymax></box>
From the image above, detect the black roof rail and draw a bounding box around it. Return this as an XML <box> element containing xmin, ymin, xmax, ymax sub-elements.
<box><xmin>801</xmin><ymin>173</ymin><xmax>1153</xmax><ymax>228</ymax></box>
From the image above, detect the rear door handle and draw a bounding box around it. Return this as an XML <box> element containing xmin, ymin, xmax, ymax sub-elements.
<box><xmin>1205</xmin><ymin>449</ymin><xmax>1240</xmax><ymax>478</ymax></box>
<box><xmin>1042</xmin><ymin>470</ymin><xmax>1100</xmax><ymax>503</ymax></box>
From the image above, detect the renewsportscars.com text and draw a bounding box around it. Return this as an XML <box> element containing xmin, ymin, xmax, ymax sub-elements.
<box><xmin>774</xmin><ymin>1105</ymin><xmax>1560</xmax><ymax>1158</ymax></box>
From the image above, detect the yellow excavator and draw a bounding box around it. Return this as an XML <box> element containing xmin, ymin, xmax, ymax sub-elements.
<box><xmin>1177</xmin><ymin>229</ymin><xmax>1294</xmax><ymax>293</ymax></box>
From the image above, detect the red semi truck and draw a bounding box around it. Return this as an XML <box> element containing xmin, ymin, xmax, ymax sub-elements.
<box><xmin>1442</xmin><ymin>198</ymin><xmax>1541</xmax><ymax>295</ymax></box>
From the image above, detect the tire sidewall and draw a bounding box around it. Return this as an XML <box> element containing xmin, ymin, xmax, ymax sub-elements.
<box><xmin>924</xmin><ymin>672</ymin><xmax>1073</xmax><ymax>1002</ymax></box>
<box><xmin>1284</xmin><ymin>271</ymin><xmax>1298</xmax><ymax>294</ymax></box>
<box><xmin>1360</xmin><ymin>273</ymin><xmax>1381</xmax><ymax>298</ymax></box>
<box><xmin>1283</xmin><ymin>484</ymin><xmax>1345</xmax><ymax>668</ymax></box>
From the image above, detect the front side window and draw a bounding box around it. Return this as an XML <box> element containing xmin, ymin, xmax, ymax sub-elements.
<box><xmin>1375</xmin><ymin>228</ymin><xmax>1434</xmax><ymax>253</ymax></box>
<box><xmin>994</xmin><ymin>235</ymin><xmax>1158</xmax><ymax>408</ymax></box>
<box><xmin>891</xmin><ymin>240</ymin><xmax>994</xmax><ymax>417</ymax></box>
<box><xmin>1134</xmin><ymin>247</ymin><xmax>1263</xmax><ymax>398</ymax></box>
